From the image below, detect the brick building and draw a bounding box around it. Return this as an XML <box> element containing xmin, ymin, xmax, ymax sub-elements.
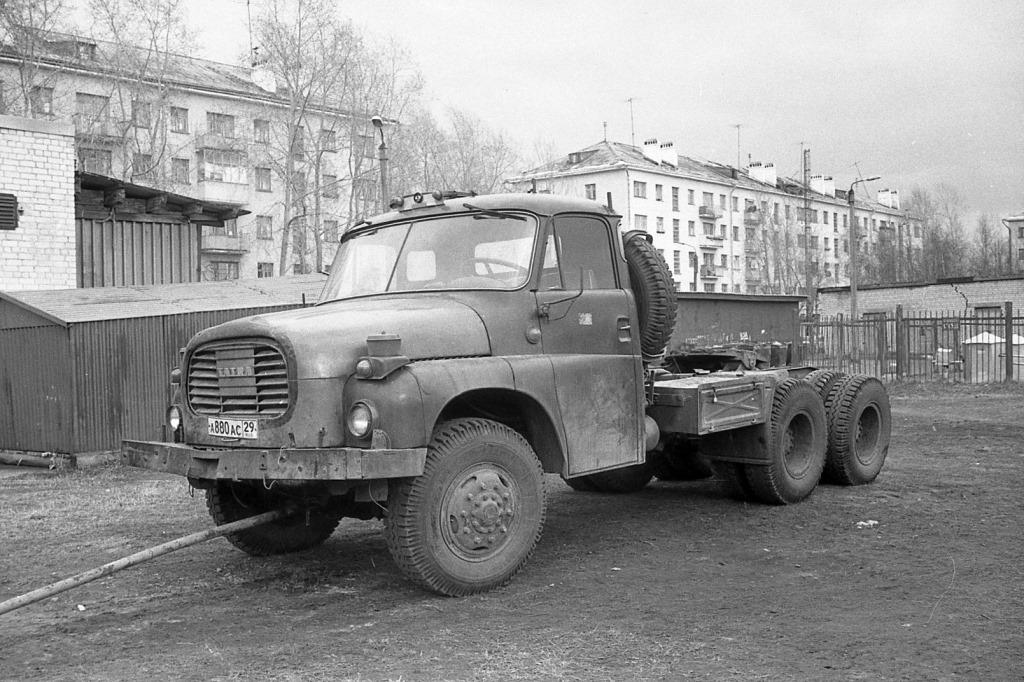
<box><xmin>0</xmin><ymin>114</ymin><xmax>76</xmax><ymax>290</ymax></box>
<box><xmin>818</xmin><ymin>276</ymin><xmax>1024</xmax><ymax>317</ymax></box>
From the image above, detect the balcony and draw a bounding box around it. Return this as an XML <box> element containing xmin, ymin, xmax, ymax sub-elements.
<box><xmin>194</xmin><ymin>131</ymin><xmax>248</xmax><ymax>151</ymax></box>
<box><xmin>699</xmin><ymin>265</ymin><xmax>722</xmax><ymax>278</ymax></box>
<box><xmin>73</xmin><ymin>114</ymin><xmax>124</xmax><ymax>142</ymax></box>
<box><xmin>743</xmin><ymin>210</ymin><xmax>762</xmax><ymax>226</ymax></box>
<box><xmin>202</xmin><ymin>232</ymin><xmax>251</xmax><ymax>255</ymax></box>
<box><xmin>191</xmin><ymin>179</ymin><xmax>252</xmax><ymax>205</ymax></box>
<box><xmin>698</xmin><ymin>205</ymin><xmax>717</xmax><ymax>220</ymax></box>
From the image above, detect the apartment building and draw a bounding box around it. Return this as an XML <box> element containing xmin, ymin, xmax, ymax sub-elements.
<box><xmin>0</xmin><ymin>32</ymin><xmax>377</xmax><ymax>281</ymax></box>
<box><xmin>510</xmin><ymin>139</ymin><xmax>920</xmax><ymax>297</ymax></box>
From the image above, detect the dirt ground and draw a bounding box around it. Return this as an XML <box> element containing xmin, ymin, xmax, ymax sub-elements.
<box><xmin>1</xmin><ymin>384</ymin><xmax>1022</xmax><ymax>681</ymax></box>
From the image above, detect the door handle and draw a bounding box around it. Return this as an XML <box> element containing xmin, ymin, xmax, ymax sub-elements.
<box><xmin>617</xmin><ymin>316</ymin><xmax>632</xmax><ymax>343</ymax></box>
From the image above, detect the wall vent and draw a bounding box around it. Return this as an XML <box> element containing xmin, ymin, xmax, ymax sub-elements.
<box><xmin>0</xmin><ymin>193</ymin><xmax>18</xmax><ymax>230</ymax></box>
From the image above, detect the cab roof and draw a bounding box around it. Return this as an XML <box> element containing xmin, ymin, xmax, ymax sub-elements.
<box><xmin>359</xmin><ymin>192</ymin><xmax>619</xmax><ymax>229</ymax></box>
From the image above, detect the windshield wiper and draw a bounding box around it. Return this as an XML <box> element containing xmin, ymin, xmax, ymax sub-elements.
<box><xmin>463</xmin><ymin>203</ymin><xmax>526</xmax><ymax>221</ymax></box>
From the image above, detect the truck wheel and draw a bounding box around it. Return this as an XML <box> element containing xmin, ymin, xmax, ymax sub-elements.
<box><xmin>623</xmin><ymin>230</ymin><xmax>677</xmax><ymax>360</ymax></box>
<box><xmin>206</xmin><ymin>483</ymin><xmax>342</xmax><ymax>556</ymax></box>
<box><xmin>822</xmin><ymin>375</ymin><xmax>891</xmax><ymax>485</ymax></box>
<box><xmin>744</xmin><ymin>379</ymin><xmax>827</xmax><ymax>505</ymax></box>
<box><xmin>804</xmin><ymin>369</ymin><xmax>846</xmax><ymax>401</ymax></box>
<box><xmin>384</xmin><ymin>418</ymin><xmax>545</xmax><ymax>596</ymax></box>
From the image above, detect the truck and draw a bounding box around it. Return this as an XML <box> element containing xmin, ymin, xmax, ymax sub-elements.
<box><xmin>123</xmin><ymin>191</ymin><xmax>891</xmax><ymax>597</ymax></box>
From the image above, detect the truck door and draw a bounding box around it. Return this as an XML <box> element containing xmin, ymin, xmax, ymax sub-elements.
<box><xmin>534</xmin><ymin>214</ymin><xmax>644</xmax><ymax>476</ymax></box>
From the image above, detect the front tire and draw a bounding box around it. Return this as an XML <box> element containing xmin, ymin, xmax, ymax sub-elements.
<box><xmin>744</xmin><ymin>379</ymin><xmax>827</xmax><ymax>504</ymax></box>
<box><xmin>384</xmin><ymin>418</ymin><xmax>546</xmax><ymax>596</ymax></box>
<box><xmin>206</xmin><ymin>482</ymin><xmax>342</xmax><ymax>556</ymax></box>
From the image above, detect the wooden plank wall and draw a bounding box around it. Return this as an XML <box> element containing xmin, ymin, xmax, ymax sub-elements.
<box><xmin>76</xmin><ymin>217</ymin><xmax>201</xmax><ymax>287</ymax></box>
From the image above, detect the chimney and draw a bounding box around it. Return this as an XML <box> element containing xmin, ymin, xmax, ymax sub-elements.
<box><xmin>890</xmin><ymin>189</ymin><xmax>900</xmax><ymax>210</ymax></box>
<box><xmin>747</xmin><ymin>162</ymin><xmax>777</xmax><ymax>186</ymax></box>
<box><xmin>809</xmin><ymin>175</ymin><xmax>836</xmax><ymax>197</ymax></box>
<box><xmin>877</xmin><ymin>188</ymin><xmax>892</xmax><ymax>208</ymax></box>
<box><xmin>659</xmin><ymin>141</ymin><xmax>677</xmax><ymax>167</ymax></box>
<box><xmin>251</xmin><ymin>47</ymin><xmax>276</xmax><ymax>93</ymax></box>
<box><xmin>642</xmin><ymin>138</ymin><xmax>660</xmax><ymax>163</ymax></box>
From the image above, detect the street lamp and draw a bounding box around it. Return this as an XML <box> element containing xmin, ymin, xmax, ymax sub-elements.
<box><xmin>847</xmin><ymin>175</ymin><xmax>880</xmax><ymax>320</ymax></box>
<box><xmin>371</xmin><ymin>115</ymin><xmax>388</xmax><ymax>212</ymax></box>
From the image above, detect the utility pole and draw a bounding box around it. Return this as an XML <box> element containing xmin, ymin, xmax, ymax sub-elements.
<box><xmin>848</xmin><ymin>175</ymin><xmax>880</xmax><ymax>320</ymax></box>
<box><xmin>732</xmin><ymin>124</ymin><xmax>742</xmax><ymax>170</ymax></box>
<box><xmin>802</xmin><ymin>146</ymin><xmax>811</xmax><ymax>301</ymax></box>
<box><xmin>626</xmin><ymin>97</ymin><xmax>637</xmax><ymax>147</ymax></box>
<box><xmin>371</xmin><ymin>115</ymin><xmax>388</xmax><ymax>212</ymax></box>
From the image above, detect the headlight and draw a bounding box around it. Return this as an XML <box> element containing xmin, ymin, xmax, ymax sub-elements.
<box><xmin>167</xmin><ymin>406</ymin><xmax>182</xmax><ymax>431</ymax></box>
<box><xmin>347</xmin><ymin>401</ymin><xmax>376</xmax><ymax>438</ymax></box>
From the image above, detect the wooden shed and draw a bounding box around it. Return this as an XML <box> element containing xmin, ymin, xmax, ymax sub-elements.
<box><xmin>0</xmin><ymin>275</ymin><xmax>325</xmax><ymax>456</ymax></box>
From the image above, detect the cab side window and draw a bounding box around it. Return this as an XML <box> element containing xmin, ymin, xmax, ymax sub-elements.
<box><xmin>540</xmin><ymin>216</ymin><xmax>617</xmax><ymax>290</ymax></box>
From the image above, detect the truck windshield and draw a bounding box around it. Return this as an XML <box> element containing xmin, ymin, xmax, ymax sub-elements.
<box><xmin>321</xmin><ymin>212</ymin><xmax>538</xmax><ymax>301</ymax></box>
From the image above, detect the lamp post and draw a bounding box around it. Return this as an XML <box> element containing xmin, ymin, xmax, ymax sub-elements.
<box><xmin>847</xmin><ymin>175</ymin><xmax>880</xmax><ymax>320</ymax></box>
<box><xmin>371</xmin><ymin>115</ymin><xmax>388</xmax><ymax>212</ymax></box>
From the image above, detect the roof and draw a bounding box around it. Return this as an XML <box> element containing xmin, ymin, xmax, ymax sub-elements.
<box><xmin>77</xmin><ymin>172</ymin><xmax>249</xmax><ymax>220</ymax></box>
<box><xmin>513</xmin><ymin>140</ymin><xmax>906</xmax><ymax>214</ymax></box>
<box><xmin>0</xmin><ymin>275</ymin><xmax>327</xmax><ymax>326</ymax></box>
<box><xmin>361</xmin><ymin>192</ymin><xmax>618</xmax><ymax>228</ymax></box>
<box><xmin>0</xmin><ymin>31</ymin><xmax>350</xmax><ymax>114</ymax></box>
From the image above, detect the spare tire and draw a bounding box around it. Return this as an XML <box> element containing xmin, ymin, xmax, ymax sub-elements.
<box><xmin>622</xmin><ymin>230</ymin><xmax>677</xmax><ymax>360</ymax></box>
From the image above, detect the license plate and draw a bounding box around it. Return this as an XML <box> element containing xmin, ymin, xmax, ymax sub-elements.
<box><xmin>208</xmin><ymin>418</ymin><xmax>258</xmax><ymax>440</ymax></box>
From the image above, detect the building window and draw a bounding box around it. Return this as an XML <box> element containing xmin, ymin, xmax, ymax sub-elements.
<box><xmin>324</xmin><ymin>220</ymin><xmax>339</xmax><ymax>241</ymax></box>
<box><xmin>322</xmin><ymin>174</ymin><xmax>338</xmax><ymax>198</ymax></box>
<box><xmin>773</xmin><ymin>203</ymin><xmax>779</xmax><ymax>221</ymax></box>
<box><xmin>688</xmin><ymin>220</ymin><xmax>695</xmax><ymax>236</ymax></box>
<box><xmin>253</xmin><ymin>119</ymin><xmax>270</xmax><ymax>143</ymax></box>
<box><xmin>131</xmin><ymin>153</ymin><xmax>155</xmax><ymax>182</ymax></box>
<box><xmin>732</xmin><ymin>226</ymin><xmax>739</xmax><ymax>241</ymax></box>
<box><xmin>633</xmin><ymin>181</ymin><xmax>647</xmax><ymax>199</ymax></box>
<box><xmin>703</xmin><ymin>222</ymin><xmax>715</xmax><ymax>237</ymax></box>
<box><xmin>634</xmin><ymin>214</ymin><xmax>648</xmax><ymax>231</ymax></box>
<box><xmin>720</xmin><ymin>254</ymin><xmax>728</xmax><ymax>268</ymax></box>
<box><xmin>206</xmin><ymin>112</ymin><xmax>235</xmax><ymax>137</ymax></box>
<box><xmin>212</xmin><ymin>218</ymin><xmax>238</xmax><ymax>237</ymax></box>
<box><xmin>702</xmin><ymin>192</ymin><xmax>714</xmax><ymax>208</ymax></box>
<box><xmin>198</xmin><ymin>149</ymin><xmax>247</xmax><ymax>184</ymax></box>
<box><xmin>210</xmin><ymin>261</ymin><xmax>239</xmax><ymax>280</ymax></box>
<box><xmin>1018</xmin><ymin>248</ymin><xmax>1024</xmax><ymax>262</ymax></box>
<box><xmin>169</xmin><ymin>106</ymin><xmax>188</xmax><ymax>133</ymax></box>
<box><xmin>75</xmin><ymin>92</ymin><xmax>109</xmax><ymax>121</ymax></box>
<box><xmin>255</xmin><ymin>167</ymin><xmax>272</xmax><ymax>192</ymax></box>
<box><xmin>655</xmin><ymin>184</ymin><xmax>663</xmax><ymax>201</ymax></box>
<box><xmin>256</xmin><ymin>215</ymin><xmax>273</xmax><ymax>240</ymax></box>
<box><xmin>719</xmin><ymin>224</ymin><xmax>726</xmax><ymax>238</ymax></box>
<box><xmin>291</xmin><ymin>126</ymin><xmax>305</xmax><ymax>158</ymax></box>
<box><xmin>824</xmin><ymin>237</ymin><xmax>830</xmax><ymax>250</ymax></box>
<box><xmin>584</xmin><ymin>183</ymin><xmax>596</xmax><ymax>200</ymax></box>
<box><xmin>746</xmin><ymin>227</ymin><xmax>756</xmax><ymax>241</ymax></box>
<box><xmin>132</xmin><ymin>100</ymin><xmax>152</xmax><ymax>128</ymax></box>
<box><xmin>257</xmin><ymin>262</ymin><xmax>274</xmax><ymax>278</ymax></box>
<box><xmin>78</xmin><ymin>147</ymin><xmax>112</xmax><ymax>175</ymax></box>
<box><xmin>673</xmin><ymin>250</ymin><xmax>681</xmax><ymax>274</ymax></box>
<box><xmin>914</xmin><ymin>224</ymin><xmax>920</xmax><ymax>238</ymax></box>
<box><xmin>29</xmin><ymin>86</ymin><xmax>54</xmax><ymax>116</ymax></box>
<box><xmin>687</xmin><ymin>189</ymin><xmax>695</xmax><ymax>205</ymax></box>
<box><xmin>704</xmin><ymin>283</ymin><xmax>715</xmax><ymax>293</ymax></box>
<box><xmin>320</xmin><ymin>128</ymin><xmax>336</xmax><ymax>151</ymax></box>
<box><xmin>732</xmin><ymin>196</ymin><xmax>739</xmax><ymax>212</ymax></box>
<box><xmin>785</xmin><ymin>205</ymin><xmax>792</xmax><ymax>220</ymax></box>
<box><xmin>671</xmin><ymin>187</ymin><xmax>679</xmax><ymax>211</ymax></box>
<box><xmin>719</xmin><ymin>194</ymin><xmax>726</xmax><ymax>210</ymax></box>
<box><xmin>672</xmin><ymin>219</ymin><xmax>680</xmax><ymax>242</ymax></box>
<box><xmin>656</xmin><ymin>217</ymin><xmax>664</xmax><ymax>233</ymax></box>
<box><xmin>809</xmin><ymin>235</ymin><xmax>819</xmax><ymax>249</ymax></box>
<box><xmin>1018</xmin><ymin>226</ymin><xmax>1024</xmax><ymax>239</ymax></box>
<box><xmin>171</xmin><ymin>157</ymin><xmax>190</xmax><ymax>184</ymax></box>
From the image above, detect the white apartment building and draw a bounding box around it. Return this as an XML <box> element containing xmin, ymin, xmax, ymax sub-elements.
<box><xmin>510</xmin><ymin>139</ymin><xmax>921</xmax><ymax>297</ymax></box>
<box><xmin>0</xmin><ymin>32</ymin><xmax>378</xmax><ymax>281</ymax></box>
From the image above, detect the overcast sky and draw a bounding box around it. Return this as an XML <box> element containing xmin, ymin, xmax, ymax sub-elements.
<box><xmin>168</xmin><ymin>1</ymin><xmax>1024</xmax><ymax>220</ymax></box>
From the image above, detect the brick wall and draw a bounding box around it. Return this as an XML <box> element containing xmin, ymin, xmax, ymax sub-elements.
<box><xmin>0</xmin><ymin>115</ymin><xmax>76</xmax><ymax>291</ymax></box>
<box><xmin>819</xmin><ymin>278</ymin><xmax>1024</xmax><ymax>317</ymax></box>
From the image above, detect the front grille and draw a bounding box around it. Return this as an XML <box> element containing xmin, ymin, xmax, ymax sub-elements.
<box><xmin>187</xmin><ymin>341</ymin><xmax>289</xmax><ymax>417</ymax></box>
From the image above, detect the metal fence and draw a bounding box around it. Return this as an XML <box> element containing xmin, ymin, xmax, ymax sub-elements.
<box><xmin>799</xmin><ymin>303</ymin><xmax>1024</xmax><ymax>383</ymax></box>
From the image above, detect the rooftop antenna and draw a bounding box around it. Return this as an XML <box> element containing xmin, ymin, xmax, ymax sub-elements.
<box><xmin>602</xmin><ymin>121</ymin><xmax>607</xmax><ymax>142</ymax></box>
<box><xmin>732</xmin><ymin>123</ymin><xmax>742</xmax><ymax>169</ymax></box>
<box><xmin>246</xmin><ymin>0</ymin><xmax>256</xmax><ymax>66</ymax></box>
<box><xmin>626</xmin><ymin>97</ymin><xmax>639</xmax><ymax>147</ymax></box>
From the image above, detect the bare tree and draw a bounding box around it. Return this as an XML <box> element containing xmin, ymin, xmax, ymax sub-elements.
<box><xmin>971</xmin><ymin>214</ymin><xmax>1002</xmax><ymax>276</ymax></box>
<box><xmin>0</xmin><ymin>0</ymin><xmax>70</xmax><ymax>116</ymax></box>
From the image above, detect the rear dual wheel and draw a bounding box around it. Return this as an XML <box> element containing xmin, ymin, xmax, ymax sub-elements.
<box><xmin>822</xmin><ymin>375</ymin><xmax>891</xmax><ymax>485</ymax></box>
<box><xmin>742</xmin><ymin>378</ymin><xmax>828</xmax><ymax>505</ymax></box>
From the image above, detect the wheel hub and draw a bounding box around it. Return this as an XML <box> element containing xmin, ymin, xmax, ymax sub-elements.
<box><xmin>443</xmin><ymin>468</ymin><xmax>517</xmax><ymax>560</ymax></box>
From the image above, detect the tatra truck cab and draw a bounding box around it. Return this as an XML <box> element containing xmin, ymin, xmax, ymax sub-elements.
<box><xmin>124</xmin><ymin>192</ymin><xmax>891</xmax><ymax>596</ymax></box>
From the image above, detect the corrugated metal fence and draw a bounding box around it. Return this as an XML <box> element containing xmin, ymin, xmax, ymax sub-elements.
<box><xmin>800</xmin><ymin>303</ymin><xmax>1024</xmax><ymax>383</ymax></box>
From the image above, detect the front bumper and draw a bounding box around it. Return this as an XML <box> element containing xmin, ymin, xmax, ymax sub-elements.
<box><xmin>122</xmin><ymin>440</ymin><xmax>427</xmax><ymax>481</ymax></box>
